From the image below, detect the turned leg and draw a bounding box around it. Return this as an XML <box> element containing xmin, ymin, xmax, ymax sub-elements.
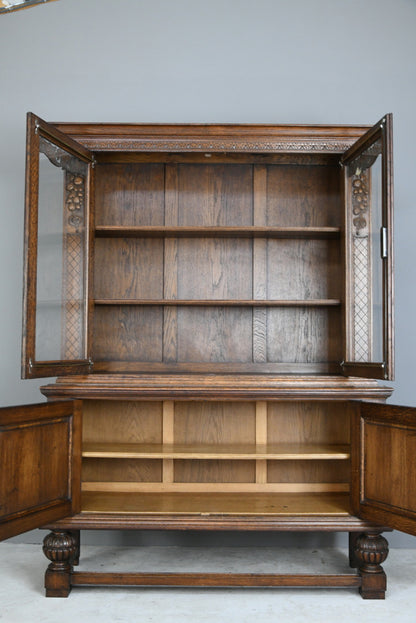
<box><xmin>70</xmin><ymin>530</ymin><xmax>81</xmax><ymax>566</ymax></box>
<box><xmin>43</xmin><ymin>531</ymin><xmax>77</xmax><ymax>597</ymax></box>
<box><xmin>348</xmin><ymin>532</ymin><xmax>359</xmax><ymax>568</ymax></box>
<box><xmin>354</xmin><ymin>532</ymin><xmax>389</xmax><ymax>599</ymax></box>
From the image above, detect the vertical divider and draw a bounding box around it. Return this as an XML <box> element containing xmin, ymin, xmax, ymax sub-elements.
<box><xmin>162</xmin><ymin>400</ymin><xmax>175</xmax><ymax>483</ymax></box>
<box><xmin>253</xmin><ymin>165</ymin><xmax>268</xmax><ymax>363</ymax></box>
<box><xmin>163</xmin><ymin>165</ymin><xmax>179</xmax><ymax>362</ymax></box>
<box><xmin>255</xmin><ymin>401</ymin><xmax>268</xmax><ymax>484</ymax></box>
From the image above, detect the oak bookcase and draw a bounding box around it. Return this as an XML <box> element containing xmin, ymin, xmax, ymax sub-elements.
<box><xmin>1</xmin><ymin>114</ymin><xmax>416</xmax><ymax>598</ymax></box>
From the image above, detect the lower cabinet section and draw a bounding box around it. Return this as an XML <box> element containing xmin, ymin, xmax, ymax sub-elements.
<box><xmin>39</xmin><ymin>396</ymin><xmax>389</xmax><ymax>598</ymax></box>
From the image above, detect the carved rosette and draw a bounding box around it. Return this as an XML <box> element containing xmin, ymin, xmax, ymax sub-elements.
<box><xmin>43</xmin><ymin>531</ymin><xmax>78</xmax><ymax>570</ymax></box>
<box><xmin>351</xmin><ymin>170</ymin><xmax>370</xmax><ymax>237</ymax></box>
<box><xmin>354</xmin><ymin>533</ymin><xmax>389</xmax><ymax>574</ymax></box>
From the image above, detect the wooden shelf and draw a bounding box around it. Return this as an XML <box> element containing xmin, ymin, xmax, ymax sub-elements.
<box><xmin>82</xmin><ymin>482</ymin><xmax>350</xmax><ymax>494</ymax></box>
<box><xmin>94</xmin><ymin>226</ymin><xmax>341</xmax><ymax>239</ymax></box>
<box><xmin>81</xmin><ymin>491</ymin><xmax>351</xmax><ymax>516</ymax></box>
<box><xmin>93</xmin><ymin>299</ymin><xmax>342</xmax><ymax>307</ymax></box>
<box><xmin>82</xmin><ymin>442</ymin><xmax>350</xmax><ymax>460</ymax></box>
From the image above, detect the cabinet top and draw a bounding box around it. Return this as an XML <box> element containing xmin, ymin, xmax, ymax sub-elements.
<box><xmin>41</xmin><ymin>375</ymin><xmax>393</xmax><ymax>401</ymax></box>
<box><xmin>47</xmin><ymin>119</ymin><xmax>371</xmax><ymax>154</ymax></box>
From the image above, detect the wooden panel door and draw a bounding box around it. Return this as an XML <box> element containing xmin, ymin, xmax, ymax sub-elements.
<box><xmin>0</xmin><ymin>401</ymin><xmax>81</xmax><ymax>541</ymax></box>
<box><xmin>357</xmin><ymin>402</ymin><xmax>416</xmax><ymax>536</ymax></box>
<box><xmin>22</xmin><ymin>113</ymin><xmax>94</xmax><ymax>379</ymax></box>
<box><xmin>341</xmin><ymin>114</ymin><xmax>394</xmax><ymax>380</ymax></box>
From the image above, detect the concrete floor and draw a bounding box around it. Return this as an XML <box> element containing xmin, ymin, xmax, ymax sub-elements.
<box><xmin>0</xmin><ymin>543</ymin><xmax>415</xmax><ymax>622</ymax></box>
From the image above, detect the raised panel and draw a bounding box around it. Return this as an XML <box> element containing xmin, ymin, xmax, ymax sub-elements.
<box><xmin>359</xmin><ymin>403</ymin><xmax>416</xmax><ymax>536</ymax></box>
<box><xmin>0</xmin><ymin>401</ymin><xmax>80</xmax><ymax>541</ymax></box>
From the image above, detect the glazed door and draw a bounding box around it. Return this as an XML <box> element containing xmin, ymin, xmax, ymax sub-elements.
<box><xmin>357</xmin><ymin>402</ymin><xmax>416</xmax><ymax>536</ymax></box>
<box><xmin>22</xmin><ymin>113</ymin><xmax>94</xmax><ymax>379</ymax></box>
<box><xmin>341</xmin><ymin>114</ymin><xmax>394</xmax><ymax>380</ymax></box>
<box><xmin>0</xmin><ymin>401</ymin><xmax>81</xmax><ymax>541</ymax></box>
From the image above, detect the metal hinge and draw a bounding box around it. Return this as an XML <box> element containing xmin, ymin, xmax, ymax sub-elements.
<box><xmin>88</xmin><ymin>357</ymin><xmax>94</xmax><ymax>372</ymax></box>
<box><xmin>380</xmin><ymin>227</ymin><xmax>388</xmax><ymax>259</ymax></box>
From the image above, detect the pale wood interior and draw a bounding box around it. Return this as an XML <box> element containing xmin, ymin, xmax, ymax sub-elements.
<box><xmin>81</xmin><ymin>400</ymin><xmax>351</xmax><ymax>514</ymax></box>
<box><xmin>81</xmin><ymin>492</ymin><xmax>351</xmax><ymax>516</ymax></box>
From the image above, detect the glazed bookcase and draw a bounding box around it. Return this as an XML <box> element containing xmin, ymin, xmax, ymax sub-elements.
<box><xmin>1</xmin><ymin>113</ymin><xmax>416</xmax><ymax>599</ymax></box>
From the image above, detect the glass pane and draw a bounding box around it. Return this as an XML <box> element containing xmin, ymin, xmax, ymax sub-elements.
<box><xmin>347</xmin><ymin>138</ymin><xmax>383</xmax><ymax>363</ymax></box>
<box><xmin>35</xmin><ymin>137</ymin><xmax>88</xmax><ymax>361</ymax></box>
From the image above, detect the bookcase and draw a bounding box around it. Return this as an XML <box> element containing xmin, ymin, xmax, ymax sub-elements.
<box><xmin>1</xmin><ymin>113</ymin><xmax>416</xmax><ymax>599</ymax></box>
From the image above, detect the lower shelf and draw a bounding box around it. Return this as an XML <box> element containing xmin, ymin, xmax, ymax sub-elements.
<box><xmin>81</xmin><ymin>491</ymin><xmax>350</xmax><ymax>516</ymax></box>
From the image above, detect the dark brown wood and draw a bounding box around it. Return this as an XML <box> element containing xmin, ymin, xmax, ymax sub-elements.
<box><xmin>70</xmin><ymin>530</ymin><xmax>80</xmax><ymax>566</ymax></box>
<box><xmin>0</xmin><ymin>401</ymin><xmax>81</xmax><ymax>541</ymax></box>
<box><xmin>357</xmin><ymin>403</ymin><xmax>416</xmax><ymax>535</ymax></box>
<box><xmin>12</xmin><ymin>116</ymin><xmax>402</xmax><ymax>599</ymax></box>
<box><xmin>94</xmin><ymin>225</ymin><xmax>341</xmax><ymax>239</ymax></box>
<box><xmin>342</xmin><ymin>114</ymin><xmax>394</xmax><ymax>381</ymax></box>
<box><xmin>43</xmin><ymin>531</ymin><xmax>77</xmax><ymax>597</ymax></box>
<box><xmin>71</xmin><ymin>571</ymin><xmax>362</xmax><ymax>589</ymax></box>
<box><xmin>41</xmin><ymin>375</ymin><xmax>394</xmax><ymax>401</ymax></box>
<box><xmin>21</xmin><ymin>113</ymin><xmax>93</xmax><ymax>379</ymax></box>
<box><xmin>354</xmin><ymin>532</ymin><xmax>389</xmax><ymax>599</ymax></box>
<box><xmin>52</xmin><ymin>121</ymin><xmax>371</xmax><ymax>153</ymax></box>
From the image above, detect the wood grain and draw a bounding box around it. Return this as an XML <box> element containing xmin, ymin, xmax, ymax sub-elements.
<box><xmin>81</xmin><ymin>442</ymin><xmax>351</xmax><ymax>460</ymax></box>
<box><xmin>94</xmin><ymin>238</ymin><xmax>163</xmax><ymax>300</ymax></box>
<box><xmin>176</xmin><ymin>164</ymin><xmax>253</xmax><ymax>226</ymax></box>
<box><xmin>92</xmin><ymin>305</ymin><xmax>163</xmax><ymax>361</ymax></box>
<box><xmin>264</xmin><ymin>165</ymin><xmax>341</xmax><ymax>227</ymax></box>
<box><xmin>80</xmin><ymin>491</ymin><xmax>351</xmax><ymax>515</ymax></box>
<box><xmin>95</xmin><ymin>163</ymin><xmax>165</xmax><ymax>226</ymax></box>
<box><xmin>82</xmin><ymin>400</ymin><xmax>163</xmax><ymax>444</ymax></box>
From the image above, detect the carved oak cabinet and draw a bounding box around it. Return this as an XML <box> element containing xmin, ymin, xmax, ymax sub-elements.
<box><xmin>1</xmin><ymin>113</ymin><xmax>416</xmax><ymax>599</ymax></box>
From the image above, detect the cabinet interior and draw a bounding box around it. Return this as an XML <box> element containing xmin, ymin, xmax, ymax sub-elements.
<box><xmin>91</xmin><ymin>155</ymin><xmax>344</xmax><ymax>374</ymax></box>
<box><xmin>81</xmin><ymin>399</ymin><xmax>354</xmax><ymax>516</ymax></box>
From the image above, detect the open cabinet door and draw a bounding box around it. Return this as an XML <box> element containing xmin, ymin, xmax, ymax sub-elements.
<box><xmin>22</xmin><ymin>113</ymin><xmax>95</xmax><ymax>379</ymax></box>
<box><xmin>357</xmin><ymin>402</ymin><xmax>416</xmax><ymax>536</ymax></box>
<box><xmin>0</xmin><ymin>401</ymin><xmax>81</xmax><ymax>541</ymax></box>
<box><xmin>341</xmin><ymin>114</ymin><xmax>394</xmax><ymax>380</ymax></box>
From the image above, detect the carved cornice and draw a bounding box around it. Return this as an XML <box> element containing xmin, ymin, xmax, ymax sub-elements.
<box><xmin>74</xmin><ymin>138</ymin><xmax>354</xmax><ymax>154</ymax></box>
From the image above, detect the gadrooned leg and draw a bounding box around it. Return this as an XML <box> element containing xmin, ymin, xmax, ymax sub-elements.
<box><xmin>70</xmin><ymin>530</ymin><xmax>81</xmax><ymax>566</ymax></box>
<box><xmin>43</xmin><ymin>530</ymin><xmax>77</xmax><ymax>597</ymax></box>
<box><xmin>348</xmin><ymin>532</ymin><xmax>359</xmax><ymax>568</ymax></box>
<box><xmin>354</xmin><ymin>532</ymin><xmax>389</xmax><ymax>599</ymax></box>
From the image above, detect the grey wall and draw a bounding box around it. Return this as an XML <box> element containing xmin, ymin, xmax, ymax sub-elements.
<box><xmin>1</xmin><ymin>0</ymin><xmax>415</xmax><ymax>548</ymax></box>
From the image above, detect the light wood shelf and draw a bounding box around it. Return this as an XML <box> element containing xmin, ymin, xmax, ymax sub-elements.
<box><xmin>81</xmin><ymin>491</ymin><xmax>351</xmax><ymax>516</ymax></box>
<box><xmin>82</xmin><ymin>442</ymin><xmax>350</xmax><ymax>460</ymax></box>
<box><xmin>82</xmin><ymin>482</ymin><xmax>350</xmax><ymax>494</ymax></box>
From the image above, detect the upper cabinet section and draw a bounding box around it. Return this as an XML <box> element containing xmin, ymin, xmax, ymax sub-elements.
<box><xmin>22</xmin><ymin>114</ymin><xmax>94</xmax><ymax>379</ymax></box>
<box><xmin>21</xmin><ymin>115</ymin><xmax>393</xmax><ymax>379</ymax></box>
<box><xmin>341</xmin><ymin>115</ymin><xmax>394</xmax><ymax>380</ymax></box>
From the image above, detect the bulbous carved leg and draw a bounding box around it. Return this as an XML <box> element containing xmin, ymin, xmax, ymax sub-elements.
<box><xmin>348</xmin><ymin>532</ymin><xmax>359</xmax><ymax>568</ymax></box>
<box><xmin>70</xmin><ymin>530</ymin><xmax>80</xmax><ymax>566</ymax></box>
<box><xmin>43</xmin><ymin>531</ymin><xmax>77</xmax><ymax>597</ymax></box>
<box><xmin>354</xmin><ymin>532</ymin><xmax>389</xmax><ymax>599</ymax></box>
